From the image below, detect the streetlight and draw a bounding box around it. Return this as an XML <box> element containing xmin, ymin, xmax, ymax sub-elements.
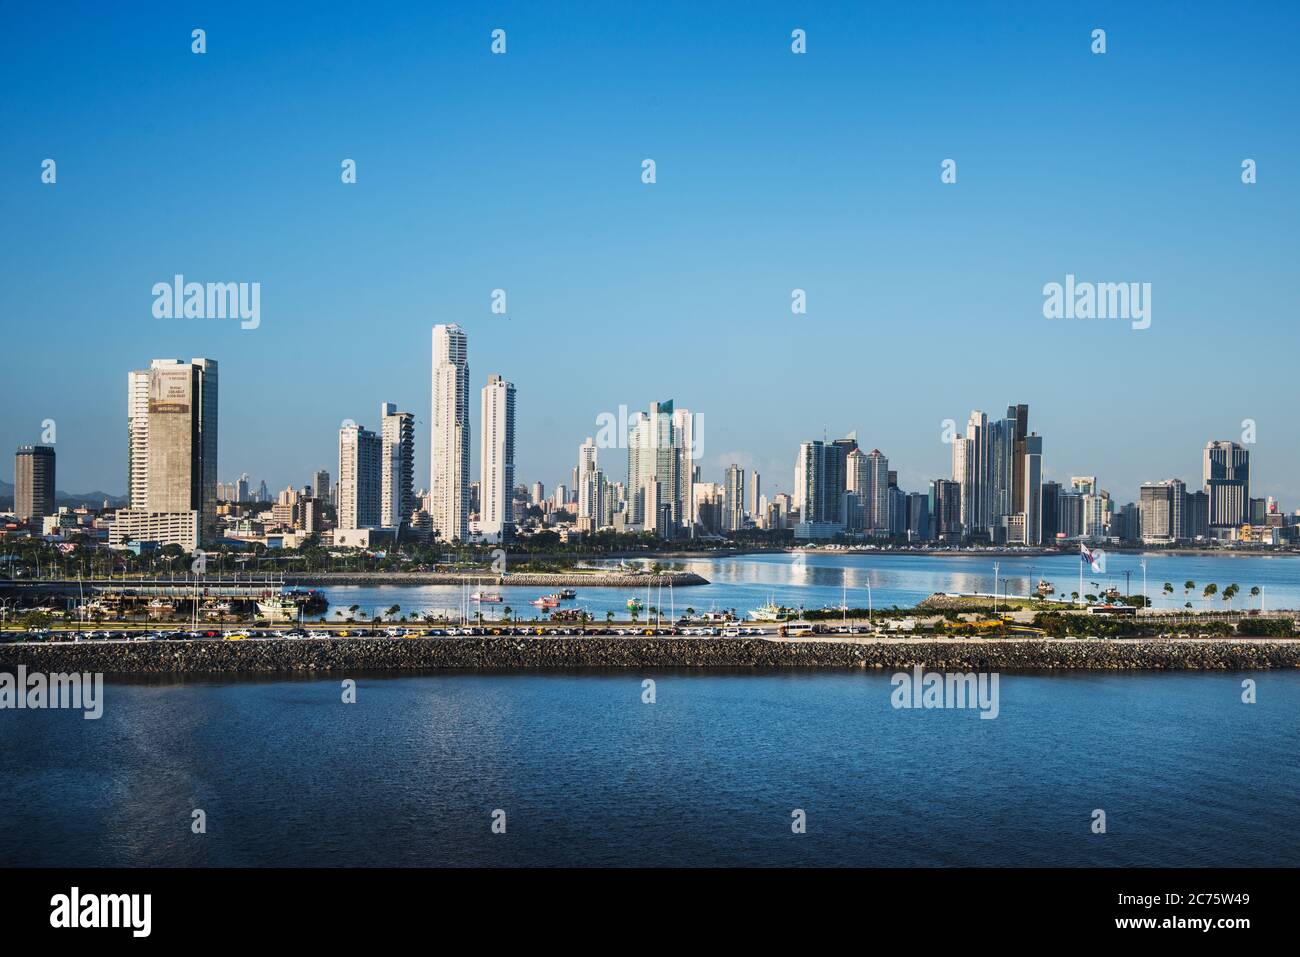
<box><xmin>992</xmin><ymin>561</ymin><xmax>1000</xmax><ymax>614</ymax></box>
<box><xmin>1139</xmin><ymin>560</ymin><xmax>1147</xmax><ymax>614</ymax></box>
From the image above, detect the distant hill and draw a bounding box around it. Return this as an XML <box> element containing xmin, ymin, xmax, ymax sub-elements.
<box><xmin>0</xmin><ymin>479</ymin><xmax>127</xmax><ymax>510</ymax></box>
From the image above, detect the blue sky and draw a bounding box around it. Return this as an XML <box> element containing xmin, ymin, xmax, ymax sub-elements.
<box><xmin>2</xmin><ymin>1</ymin><xmax>1298</xmax><ymax>505</ymax></box>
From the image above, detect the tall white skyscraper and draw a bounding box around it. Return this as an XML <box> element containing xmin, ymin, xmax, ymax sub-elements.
<box><xmin>127</xmin><ymin>368</ymin><xmax>151</xmax><ymax>508</ymax></box>
<box><xmin>577</xmin><ymin>438</ymin><xmax>599</xmax><ymax>522</ymax></box>
<box><xmin>380</xmin><ymin>402</ymin><xmax>414</xmax><ymax>531</ymax></box>
<box><xmin>431</xmin><ymin>324</ymin><xmax>470</xmax><ymax>542</ymax></box>
<box><xmin>953</xmin><ymin>410</ymin><xmax>989</xmax><ymax>534</ymax></box>
<box><xmin>479</xmin><ymin>374</ymin><xmax>516</xmax><ymax>542</ymax></box>
<box><xmin>673</xmin><ymin>407</ymin><xmax>696</xmax><ymax>529</ymax></box>
<box><xmin>339</xmin><ymin>423</ymin><xmax>381</xmax><ymax>530</ymax></box>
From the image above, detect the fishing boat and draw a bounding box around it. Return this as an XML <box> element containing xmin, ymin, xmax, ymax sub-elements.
<box><xmin>470</xmin><ymin>590</ymin><xmax>503</xmax><ymax>603</ymax></box>
<box><xmin>257</xmin><ymin>596</ymin><xmax>299</xmax><ymax>621</ymax></box>
<box><xmin>559</xmin><ymin>588</ymin><xmax>576</xmax><ymax>600</ymax></box>
<box><xmin>748</xmin><ymin>601</ymin><xmax>798</xmax><ymax>622</ymax></box>
<box><xmin>531</xmin><ymin>596</ymin><xmax>559</xmax><ymax>609</ymax></box>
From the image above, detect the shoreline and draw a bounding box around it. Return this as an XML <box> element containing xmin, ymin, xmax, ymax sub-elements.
<box><xmin>4</xmin><ymin>636</ymin><xmax>1299</xmax><ymax>674</ymax></box>
<box><xmin>282</xmin><ymin>571</ymin><xmax>709</xmax><ymax>587</ymax></box>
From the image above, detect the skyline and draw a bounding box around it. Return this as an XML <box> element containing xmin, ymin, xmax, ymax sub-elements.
<box><xmin>3</xmin><ymin>334</ymin><xmax>1284</xmax><ymax>525</ymax></box>
<box><xmin>3</xmin><ymin>3</ymin><xmax>1299</xmax><ymax>500</ymax></box>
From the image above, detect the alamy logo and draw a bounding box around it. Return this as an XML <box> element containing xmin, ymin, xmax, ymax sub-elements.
<box><xmin>891</xmin><ymin>666</ymin><xmax>1000</xmax><ymax>719</ymax></box>
<box><xmin>152</xmin><ymin>274</ymin><xmax>261</xmax><ymax>329</ymax></box>
<box><xmin>594</xmin><ymin>405</ymin><xmax>704</xmax><ymax>459</ymax></box>
<box><xmin>1042</xmin><ymin>274</ymin><xmax>1150</xmax><ymax>330</ymax></box>
<box><xmin>0</xmin><ymin>666</ymin><xmax>103</xmax><ymax>719</ymax></box>
<box><xmin>50</xmin><ymin>887</ymin><xmax>151</xmax><ymax>937</ymax></box>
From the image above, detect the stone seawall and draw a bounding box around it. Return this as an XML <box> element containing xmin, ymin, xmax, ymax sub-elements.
<box><xmin>285</xmin><ymin>572</ymin><xmax>708</xmax><ymax>587</ymax></box>
<box><xmin>2</xmin><ymin>637</ymin><xmax>1299</xmax><ymax>675</ymax></box>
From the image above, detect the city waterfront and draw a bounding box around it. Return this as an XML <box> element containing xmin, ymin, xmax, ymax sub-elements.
<box><xmin>3</xmin><ymin>669</ymin><xmax>1296</xmax><ymax>867</ymax></box>
<box><xmin>311</xmin><ymin>551</ymin><xmax>1300</xmax><ymax>622</ymax></box>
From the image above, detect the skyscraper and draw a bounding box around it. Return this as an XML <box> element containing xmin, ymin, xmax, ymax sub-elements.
<box><xmin>431</xmin><ymin>324</ymin><xmax>470</xmax><ymax>542</ymax></box>
<box><xmin>380</xmin><ymin>402</ymin><xmax>415</xmax><ymax>532</ymax></box>
<box><xmin>479</xmin><ymin>374</ymin><xmax>516</xmax><ymax>542</ymax></box>
<box><xmin>627</xmin><ymin>400</ymin><xmax>683</xmax><ymax>529</ymax></box>
<box><xmin>674</xmin><ymin>407</ymin><xmax>697</xmax><ymax>530</ymax></box>
<box><xmin>1021</xmin><ymin>433</ymin><xmax>1043</xmax><ymax>544</ymax></box>
<box><xmin>724</xmin><ymin>464</ymin><xmax>745</xmax><ymax>531</ymax></box>
<box><xmin>1139</xmin><ymin>479</ymin><xmax>1186</xmax><ymax>544</ymax></box>
<box><xmin>930</xmin><ymin>479</ymin><xmax>962</xmax><ymax>543</ymax></box>
<box><xmin>338</xmin><ymin>422</ymin><xmax>381</xmax><ymax>530</ymax></box>
<box><xmin>953</xmin><ymin>410</ymin><xmax>989</xmax><ymax>535</ymax></box>
<box><xmin>14</xmin><ymin>445</ymin><xmax>55</xmax><ymax>523</ymax></box>
<box><xmin>1008</xmin><ymin>403</ymin><xmax>1029</xmax><ymax>514</ymax></box>
<box><xmin>116</xmin><ymin>358</ymin><xmax>218</xmax><ymax>549</ymax></box>
<box><xmin>577</xmin><ymin>437</ymin><xmax>599</xmax><ymax>523</ymax></box>
<box><xmin>865</xmin><ymin>449</ymin><xmax>890</xmax><ymax>533</ymax></box>
<box><xmin>1203</xmin><ymin>440</ymin><xmax>1249</xmax><ymax>528</ymax></box>
<box><xmin>313</xmin><ymin>469</ymin><xmax>330</xmax><ymax>504</ymax></box>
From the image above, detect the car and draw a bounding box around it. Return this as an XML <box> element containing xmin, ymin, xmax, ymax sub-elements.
<box><xmin>721</xmin><ymin>627</ymin><xmax>741</xmax><ymax>638</ymax></box>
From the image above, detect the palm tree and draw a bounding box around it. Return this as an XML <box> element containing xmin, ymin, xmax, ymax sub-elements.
<box><xmin>503</xmin><ymin>606</ymin><xmax>512</xmax><ymax>623</ymax></box>
<box><xmin>1223</xmin><ymin>584</ymin><xmax>1239</xmax><ymax>609</ymax></box>
<box><xmin>605</xmin><ymin>610</ymin><xmax>615</xmax><ymax>625</ymax></box>
<box><xmin>1250</xmin><ymin>586</ymin><xmax>1261</xmax><ymax>609</ymax></box>
<box><xmin>385</xmin><ymin>604</ymin><xmax>401</xmax><ymax>622</ymax></box>
<box><xmin>1202</xmin><ymin>583</ymin><xmax>1217</xmax><ymax>611</ymax></box>
<box><xmin>1184</xmin><ymin>580</ymin><xmax>1195</xmax><ymax>595</ymax></box>
<box><xmin>1162</xmin><ymin>582</ymin><xmax>1173</xmax><ymax>597</ymax></box>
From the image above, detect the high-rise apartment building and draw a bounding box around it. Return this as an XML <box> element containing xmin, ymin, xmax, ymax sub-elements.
<box><xmin>479</xmin><ymin>374</ymin><xmax>516</xmax><ymax>542</ymax></box>
<box><xmin>313</xmin><ymin>469</ymin><xmax>330</xmax><ymax>504</ymax></box>
<box><xmin>431</xmin><ymin>324</ymin><xmax>470</xmax><ymax>542</ymax></box>
<box><xmin>338</xmin><ymin>423</ymin><xmax>381</xmax><ymax>530</ymax></box>
<box><xmin>14</xmin><ymin>445</ymin><xmax>56</xmax><ymax>522</ymax></box>
<box><xmin>380</xmin><ymin>402</ymin><xmax>415</xmax><ymax>532</ymax></box>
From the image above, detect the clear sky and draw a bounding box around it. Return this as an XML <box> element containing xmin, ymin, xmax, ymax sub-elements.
<box><xmin>2</xmin><ymin>1</ymin><xmax>1297</xmax><ymax>505</ymax></box>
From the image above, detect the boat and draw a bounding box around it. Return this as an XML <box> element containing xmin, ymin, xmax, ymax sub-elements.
<box><xmin>748</xmin><ymin>601</ymin><xmax>798</xmax><ymax>622</ymax></box>
<box><xmin>626</xmin><ymin>597</ymin><xmax>643</xmax><ymax>612</ymax></box>
<box><xmin>470</xmin><ymin>591</ymin><xmax>503</xmax><ymax>603</ymax></box>
<box><xmin>559</xmin><ymin>588</ymin><xmax>576</xmax><ymax>600</ymax></box>
<box><xmin>1036</xmin><ymin>579</ymin><xmax>1055</xmax><ymax>595</ymax></box>
<box><xmin>531</xmin><ymin>596</ymin><xmax>559</xmax><ymax>609</ymax></box>
<box><xmin>257</xmin><ymin>596</ymin><xmax>299</xmax><ymax>621</ymax></box>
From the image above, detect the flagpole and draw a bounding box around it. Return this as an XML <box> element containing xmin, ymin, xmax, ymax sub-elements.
<box><xmin>1079</xmin><ymin>545</ymin><xmax>1084</xmax><ymax>606</ymax></box>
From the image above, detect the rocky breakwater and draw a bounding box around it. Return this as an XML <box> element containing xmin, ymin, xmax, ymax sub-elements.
<box><xmin>3</xmin><ymin>637</ymin><xmax>1300</xmax><ymax>675</ymax></box>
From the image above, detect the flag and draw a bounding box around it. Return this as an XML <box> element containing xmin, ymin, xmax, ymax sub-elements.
<box><xmin>1080</xmin><ymin>543</ymin><xmax>1105</xmax><ymax>573</ymax></box>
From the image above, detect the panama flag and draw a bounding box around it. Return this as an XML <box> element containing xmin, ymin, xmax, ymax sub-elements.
<box><xmin>1080</xmin><ymin>543</ymin><xmax>1105</xmax><ymax>573</ymax></box>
